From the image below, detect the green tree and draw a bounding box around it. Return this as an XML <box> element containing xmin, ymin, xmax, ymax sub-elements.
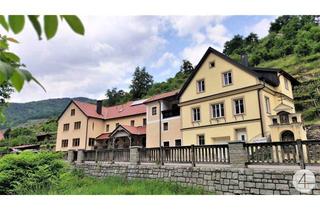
<box><xmin>223</xmin><ymin>35</ymin><xmax>245</xmax><ymax>55</ymax></box>
<box><xmin>104</xmin><ymin>88</ymin><xmax>131</xmax><ymax>106</ymax></box>
<box><xmin>179</xmin><ymin>60</ymin><xmax>194</xmax><ymax>75</ymax></box>
<box><xmin>0</xmin><ymin>82</ymin><xmax>14</xmax><ymax>121</ymax></box>
<box><xmin>130</xmin><ymin>66</ymin><xmax>153</xmax><ymax>100</ymax></box>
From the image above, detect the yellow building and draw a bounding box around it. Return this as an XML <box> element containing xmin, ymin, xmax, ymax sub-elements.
<box><xmin>178</xmin><ymin>47</ymin><xmax>306</xmax><ymax>145</ymax></box>
<box><xmin>56</xmin><ymin>46</ymin><xmax>307</xmax><ymax>150</ymax></box>
<box><xmin>55</xmin><ymin>100</ymin><xmax>147</xmax><ymax>151</ymax></box>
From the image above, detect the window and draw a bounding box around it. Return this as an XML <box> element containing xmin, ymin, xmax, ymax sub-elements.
<box><xmin>61</xmin><ymin>139</ymin><xmax>68</xmax><ymax>147</ymax></box>
<box><xmin>192</xmin><ymin>107</ymin><xmax>201</xmax><ymax>122</ymax></box>
<box><xmin>209</xmin><ymin>61</ymin><xmax>215</xmax><ymax>68</ymax></box>
<box><xmin>88</xmin><ymin>138</ymin><xmax>95</xmax><ymax>146</ymax></box>
<box><xmin>211</xmin><ymin>103</ymin><xmax>224</xmax><ymax>118</ymax></box>
<box><xmin>71</xmin><ymin>109</ymin><xmax>75</xmax><ymax>116</ymax></box>
<box><xmin>272</xmin><ymin>118</ymin><xmax>278</xmax><ymax>125</ymax></box>
<box><xmin>152</xmin><ymin>107</ymin><xmax>157</xmax><ymax>115</ymax></box>
<box><xmin>284</xmin><ymin>78</ymin><xmax>289</xmax><ymax>90</ymax></box>
<box><xmin>197</xmin><ymin>79</ymin><xmax>205</xmax><ymax>93</ymax></box>
<box><xmin>223</xmin><ymin>71</ymin><xmax>232</xmax><ymax>86</ymax></box>
<box><xmin>292</xmin><ymin>116</ymin><xmax>298</xmax><ymax>123</ymax></box>
<box><xmin>92</xmin><ymin>122</ymin><xmax>95</xmax><ymax>130</ymax></box>
<box><xmin>198</xmin><ymin>135</ymin><xmax>205</xmax><ymax>145</ymax></box>
<box><xmin>175</xmin><ymin>139</ymin><xmax>181</xmax><ymax>147</ymax></box>
<box><xmin>130</xmin><ymin>120</ymin><xmax>135</xmax><ymax>126</ymax></box>
<box><xmin>116</xmin><ymin>123</ymin><xmax>119</xmax><ymax>127</ymax></box>
<box><xmin>143</xmin><ymin>118</ymin><xmax>147</xmax><ymax>126</ymax></box>
<box><xmin>72</xmin><ymin>138</ymin><xmax>80</xmax><ymax>147</ymax></box>
<box><xmin>163</xmin><ymin>122</ymin><xmax>168</xmax><ymax>131</ymax></box>
<box><xmin>74</xmin><ymin>121</ymin><xmax>81</xmax><ymax>129</ymax></box>
<box><xmin>106</xmin><ymin>124</ymin><xmax>110</xmax><ymax>132</ymax></box>
<box><xmin>265</xmin><ymin>96</ymin><xmax>271</xmax><ymax>114</ymax></box>
<box><xmin>163</xmin><ymin>141</ymin><xmax>169</xmax><ymax>147</ymax></box>
<box><xmin>234</xmin><ymin>98</ymin><xmax>245</xmax><ymax>115</ymax></box>
<box><xmin>63</xmin><ymin>123</ymin><xmax>69</xmax><ymax>131</ymax></box>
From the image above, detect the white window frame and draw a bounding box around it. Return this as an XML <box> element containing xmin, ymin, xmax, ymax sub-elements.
<box><xmin>211</xmin><ymin>103</ymin><xmax>225</xmax><ymax>118</ymax></box>
<box><xmin>192</xmin><ymin>107</ymin><xmax>201</xmax><ymax>122</ymax></box>
<box><xmin>222</xmin><ymin>71</ymin><xmax>233</xmax><ymax>86</ymax></box>
<box><xmin>233</xmin><ymin>98</ymin><xmax>245</xmax><ymax>115</ymax></box>
<box><xmin>197</xmin><ymin>79</ymin><xmax>205</xmax><ymax>93</ymax></box>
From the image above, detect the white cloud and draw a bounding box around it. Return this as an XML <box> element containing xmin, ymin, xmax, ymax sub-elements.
<box><xmin>151</xmin><ymin>52</ymin><xmax>179</xmax><ymax>68</ymax></box>
<box><xmin>206</xmin><ymin>24</ymin><xmax>231</xmax><ymax>50</ymax></box>
<box><xmin>167</xmin><ymin>16</ymin><xmax>225</xmax><ymax>37</ymax></box>
<box><xmin>245</xmin><ymin>17</ymin><xmax>276</xmax><ymax>38</ymax></box>
<box><xmin>181</xmin><ymin>43</ymin><xmax>211</xmax><ymax>65</ymax></box>
<box><xmin>9</xmin><ymin>16</ymin><xmax>168</xmax><ymax>102</ymax></box>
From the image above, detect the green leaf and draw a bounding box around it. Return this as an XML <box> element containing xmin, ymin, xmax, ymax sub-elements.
<box><xmin>8</xmin><ymin>15</ymin><xmax>25</xmax><ymax>34</ymax></box>
<box><xmin>44</xmin><ymin>15</ymin><xmax>58</xmax><ymax>40</ymax></box>
<box><xmin>10</xmin><ymin>69</ymin><xmax>25</xmax><ymax>92</ymax></box>
<box><xmin>61</xmin><ymin>15</ymin><xmax>84</xmax><ymax>35</ymax></box>
<box><xmin>28</xmin><ymin>15</ymin><xmax>42</xmax><ymax>40</ymax></box>
<box><xmin>0</xmin><ymin>40</ymin><xmax>9</xmax><ymax>50</ymax></box>
<box><xmin>2</xmin><ymin>52</ymin><xmax>20</xmax><ymax>63</ymax></box>
<box><xmin>21</xmin><ymin>69</ymin><xmax>46</xmax><ymax>92</ymax></box>
<box><xmin>0</xmin><ymin>15</ymin><xmax>9</xmax><ymax>31</ymax></box>
<box><xmin>0</xmin><ymin>61</ymin><xmax>14</xmax><ymax>84</ymax></box>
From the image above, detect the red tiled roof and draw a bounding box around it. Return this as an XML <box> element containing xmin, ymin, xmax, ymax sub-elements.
<box><xmin>143</xmin><ymin>90</ymin><xmax>179</xmax><ymax>104</ymax></box>
<box><xmin>96</xmin><ymin>133</ymin><xmax>111</xmax><ymax>140</ymax></box>
<box><xmin>73</xmin><ymin>100</ymin><xmax>146</xmax><ymax>120</ymax></box>
<box><xmin>121</xmin><ymin>125</ymin><xmax>146</xmax><ymax>135</ymax></box>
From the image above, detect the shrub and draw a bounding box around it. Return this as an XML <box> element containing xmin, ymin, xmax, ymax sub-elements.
<box><xmin>0</xmin><ymin>151</ymin><xmax>67</xmax><ymax>194</ymax></box>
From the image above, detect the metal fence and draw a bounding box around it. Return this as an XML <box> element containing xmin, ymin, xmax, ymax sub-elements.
<box><xmin>139</xmin><ymin>144</ymin><xmax>229</xmax><ymax>165</ymax></box>
<box><xmin>245</xmin><ymin>140</ymin><xmax>320</xmax><ymax>168</ymax></box>
<box><xmin>81</xmin><ymin>140</ymin><xmax>320</xmax><ymax>168</ymax></box>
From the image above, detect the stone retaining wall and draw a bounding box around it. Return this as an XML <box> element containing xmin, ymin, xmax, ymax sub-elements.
<box><xmin>75</xmin><ymin>162</ymin><xmax>320</xmax><ymax>195</ymax></box>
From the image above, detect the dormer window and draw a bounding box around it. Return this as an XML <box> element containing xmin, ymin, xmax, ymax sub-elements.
<box><xmin>197</xmin><ymin>79</ymin><xmax>205</xmax><ymax>93</ymax></box>
<box><xmin>292</xmin><ymin>116</ymin><xmax>298</xmax><ymax>123</ymax></box>
<box><xmin>223</xmin><ymin>71</ymin><xmax>232</xmax><ymax>86</ymax></box>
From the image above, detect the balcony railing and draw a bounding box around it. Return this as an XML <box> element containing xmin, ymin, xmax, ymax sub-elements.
<box><xmin>162</xmin><ymin>109</ymin><xmax>180</xmax><ymax>119</ymax></box>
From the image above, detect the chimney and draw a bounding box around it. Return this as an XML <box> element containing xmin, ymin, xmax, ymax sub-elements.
<box><xmin>96</xmin><ymin>100</ymin><xmax>103</xmax><ymax>115</ymax></box>
<box><xmin>241</xmin><ymin>54</ymin><xmax>249</xmax><ymax>67</ymax></box>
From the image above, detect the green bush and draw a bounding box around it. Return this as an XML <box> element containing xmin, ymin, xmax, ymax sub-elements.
<box><xmin>0</xmin><ymin>151</ymin><xmax>67</xmax><ymax>194</ymax></box>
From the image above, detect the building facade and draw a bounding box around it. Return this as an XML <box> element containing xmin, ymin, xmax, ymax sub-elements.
<box><xmin>55</xmin><ymin>47</ymin><xmax>307</xmax><ymax>151</ymax></box>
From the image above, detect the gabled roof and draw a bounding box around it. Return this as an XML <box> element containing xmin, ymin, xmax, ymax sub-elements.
<box><xmin>96</xmin><ymin>133</ymin><xmax>111</xmax><ymax>140</ymax></box>
<box><xmin>109</xmin><ymin>124</ymin><xmax>146</xmax><ymax>137</ymax></box>
<box><xmin>57</xmin><ymin>100</ymin><xmax>146</xmax><ymax>121</ymax></box>
<box><xmin>178</xmin><ymin>47</ymin><xmax>300</xmax><ymax>97</ymax></box>
<box><xmin>143</xmin><ymin>89</ymin><xmax>179</xmax><ymax>104</ymax></box>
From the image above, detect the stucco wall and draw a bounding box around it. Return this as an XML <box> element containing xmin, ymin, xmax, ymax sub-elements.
<box><xmin>75</xmin><ymin>162</ymin><xmax>320</xmax><ymax>195</ymax></box>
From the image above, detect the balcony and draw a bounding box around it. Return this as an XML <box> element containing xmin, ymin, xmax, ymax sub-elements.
<box><xmin>162</xmin><ymin>108</ymin><xmax>180</xmax><ymax>119</ymax></box>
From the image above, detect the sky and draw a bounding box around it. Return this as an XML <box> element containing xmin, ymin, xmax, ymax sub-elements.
<box><xmin>8</xmin><ymin>15</ymin><xmax>276</xmax><ymax>103</ymax></box>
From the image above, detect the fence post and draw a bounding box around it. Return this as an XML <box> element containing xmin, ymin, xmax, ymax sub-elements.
<box><xmin>67</xmin><ymin>150</ymin><xmax>75</xmax><ymax>163</ymax></box>
<box><xmin>296</xmin><ymin>139</ymin><xmax>305</xmax><ymax>169</ymax></box>
<box><xmin>228</xmin><ymin>141</ymin><xmax>248</xmax><ymax>168</ymax></box>
<box><xmin>130</xmin><ymin>146</ymin><xmax>141</xmax><ymax>165</ymax></box>
<box><xmin>95</xmin><ymin>149</ymin><xmax>98</xmax><ymax>163</ymax></box>
<box><xmin>111</xmin><ymin>148</ymin><xmax>115</xmax><ymax>164</ymax></box>
<box><xmin>160</xmin><ymin>146</ymin><xmax>164</xmax><ymax>165</ymax></box>
<box><xmin>77</xmin><ymin>149</ymin><xmax>85</xmax><ymax>163</ymax></box>
<box><xmin>191</xmin><ymin>144</ymin><xmax>195</xmax><ymax>167</ymax></box>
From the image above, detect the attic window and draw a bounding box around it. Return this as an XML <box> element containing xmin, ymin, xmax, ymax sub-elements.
<box><xmin>71</xmin><ymin>109</ymin><xmax>75</xmax><ymax>116</ymax></box>
<box><xmin>209</xmin><ymin>61</ymin><xmax>215</xmax><ymax>68</ymax></box>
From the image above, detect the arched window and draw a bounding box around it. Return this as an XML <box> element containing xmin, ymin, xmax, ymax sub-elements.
<box><xmin>278</xmin><ymin>111</ymin><xmax>289</xmax><ymax>124</ymax></box>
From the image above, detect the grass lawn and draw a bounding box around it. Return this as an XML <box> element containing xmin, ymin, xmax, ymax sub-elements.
<box><xmin>32</xmin><ymin>174</ymin><xmax>212</xmax><ymax>195</ymax></box>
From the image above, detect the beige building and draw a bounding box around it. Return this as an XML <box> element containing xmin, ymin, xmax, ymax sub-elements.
<box><xmin>56</xmin><ymin>46</ymin><xmax>307</xmax><ymax>151</ymax></box>
<box><xmin>178</xmin><ymin>47</ymin><xmax>306</xmax><ymax>145</ymax></box>
<box><xmin>144</xmin><ymin>90</ymin><xmax>182</xmax><ymax>147</ymax></box>
<box><xmin>56</xmin><ymin>100</ymin><xmax>147</xmax><ymax>151</ymax></box>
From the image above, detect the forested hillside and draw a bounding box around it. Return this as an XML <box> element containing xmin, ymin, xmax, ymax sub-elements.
<box><xmin>0</xmin><ymin>97</ymin><xmax>94</xmax><ymax>129</ymax></box>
